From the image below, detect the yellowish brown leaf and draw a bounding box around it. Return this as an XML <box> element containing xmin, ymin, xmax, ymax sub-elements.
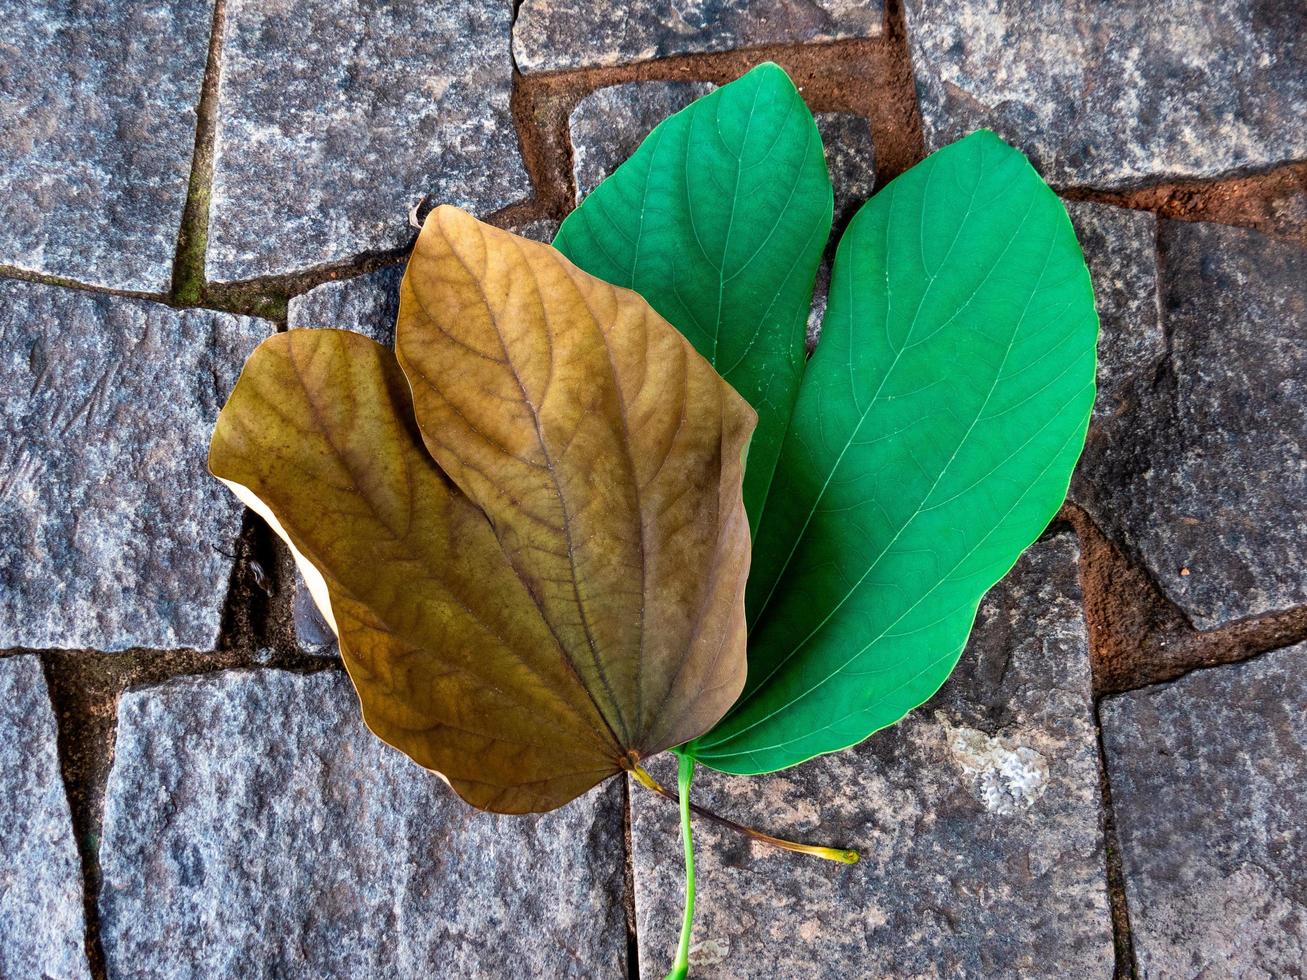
<box><xmin>209</xmin><ymin>209</ymin><xmax>755</xmax><ymax>812</ymax></box>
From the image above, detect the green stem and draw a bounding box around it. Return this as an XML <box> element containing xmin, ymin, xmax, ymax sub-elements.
<box><xmin>666</xmin><ymin>752</ymin><xmax>697</xmax><ymax>980</ymax></box>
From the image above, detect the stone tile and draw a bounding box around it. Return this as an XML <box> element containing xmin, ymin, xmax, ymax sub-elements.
<box><xmin>808</xmin><ymin>112</ymin><xmax>876</xmax><ymax>349</ymax></box>
<box><xmin>0</xmin><ymin>656</ymin><xmax>90</xmax><ymax>980</ymax></box>
<box><xmin>0</xmin><ymin>0</ymin><xmax>213</xmax><ymax>293</ymax></box>
<box><xmin>630</xmin><ymin>534</ymin><xmax>1113</xmax><ymax>978</ymax></box>
<box><xmin>1077</xmin><ymin>221</ymin><xmax>1306</xmax><ymax>628</ymax></box>
<box><xmin>288</xmin><ymin>265</ymin><xmax>404</xmax><ymax>346</ymax></box>
<box><xmin>515</xmin><ymin>1</ymin><xmax>883</xmax><ymax>73</ymax></box>
<box><xmin>0</xmin><ymin>281</ymin><xmax>270</xmax><ymax>650</ymax></box>
<box><xmin>99</xmin><ymin>669</ymin><xmax>628</xmax><ymax>977</ymax></box>
<box><xmin>570</xmin><ymin>81</ymin><xmax>717</xmax><ymax>202</ymax></box>
<box><xmin>817</xmin><ymin>111</ymin><xmax>876</xmax><ymax>236</ymax></box>
<box><xmin>806</xmin><ymin>261</ymin><xmax>831</xmax><ymax>353</ymax></box>
<box><xmin>207</xmin><ymin>0</ymin><xmax>528</xmax><ymax>282</ymax></box>
<box><xmin>510</xmin><ymin>216</ymin><xmax>562</xmax><ymax>244</ymax></box>
<box><xmin>904</xmin><ymin>0</ymin><xmax>1307</xmax><ymax>188</ymax></box>
<box><xmin>1101</xmin><ymin>643</ymin><xmax>1307</xmax><ymax>977</ymax></box>
<box><xmin>1062</xmin><ymin>201</ymin><xmax>1164</xmax><ymax>513</ymax></box>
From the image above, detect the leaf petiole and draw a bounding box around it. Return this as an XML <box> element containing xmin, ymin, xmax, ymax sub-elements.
<box><xmin>630</xmin><ymin>763</ymin><xmax>858</xmax><ymax>865</ymax></box>
<box><xmin>667</xmin><ymin>752</ymin><xmax>697</xmax><ymax>980</ymax></box>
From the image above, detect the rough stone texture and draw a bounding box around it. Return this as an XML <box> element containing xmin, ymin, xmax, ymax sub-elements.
<box><xmin>0</xmin><ymin>0</ymin><xmax>213</xmax><ymax>293</ymax></box>
<box><xmin>98</xmin><ymin>669</ymin><xmax>628</xmax><ymax>977</ymax></box>
<box><xmin>1062</xmin><ymin>201</ymin><xmax>1164</xmax><ymax>513</ymax></box>
<box><xmin>570</xmin><ymin>81</ymin><xmax>717</xmax><ymax>201</ymax></box>
<box><xmin>630</xmin><ymin>534</ymin><xmax>1113</xmax><ymax>978</ymax></box>
<box><xmin>817</xmin><ymin>112</ymin><xmax>876</xmax><ymax>236</ymax></box>
<box><xmin>515</xmin><ymin>0</ymin><xmax>883</xmax><ymax>73</ymax></box>
<box><xmin>1076</xmin><ymin>221</ymin><xmax>1306</xmax><ymax>628</ymax></box>
<box><xmin>288</xmin><ymin>265</ymin><xmax>404</xmax><ymax>345</ymax></box>
<box><xmin>0</xmin><ymin>656</ymin><xmax>90</xmax><ymax>980</ymax></box>
<box><xmin>0</xmin><ymin>281</ymin><xmax>269</xmax><ymax>650</ymax></box>
<box><xmin>806</xmin><ymin>261</ymin><xmax>832</xmax><ymax>352</ymax></box>
<box><xmin>207</xmin><ymin>0</ymin><xmax>529</xmax><ymax>282</ymax></box>
<box><xmin>507</xmin><ymin>216</ymin><xmax>562</xmax><ymax>246</ymax></box>
<box><xmin>1102</xmin><ymin>643</ymin><xmax>1307</xmax><ymax>977</ymax></box>
<box><xmin>904</xmin><ymin>0</ymin><xmax>1307</xmax><ymax>188</ymax></box>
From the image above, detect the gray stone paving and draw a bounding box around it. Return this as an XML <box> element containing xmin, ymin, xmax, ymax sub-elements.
<box><xmin>0</xmin><ymin>0</ymin><xmax>214</xmax><ymax>293</ymax></box>
<box><xmin>515</xmin><ymin>0</ymin><xmax>883</xmax><ymax>73</ymax></box>
<box><xmin>1078</xmin><ymin>221</ymin><xmax>1306</xmax><ymax>629</ymax></box>
<box><xmin>570</xmin><ymin>81</ymin><xmax>717</xmax><ymax>202</ymax></box>
<box><xmin>1102</xmin><ymin>643</ymin><xmax>1307</xmax><ymax>976</ymax></box>
<box><xmin>631</xmin><ymin>535</ymin><xmax>1114</xmax><ymax>978</ymax></box>
<box><xmin>206</xmin><ymin>0</ymin><xmax>528</xmax><ymax>282</ymax></box>
<box><xmin>98</xmin><ymin>669</ymin><xmax>629</xmax><ymax>977</ymax></box>
<box><xmin>287</xmin><ymin>265</ymin><xmax>404</xmax><ymax>346</ymax></box>
<box><xmin>905</xmin><ymin>0</ymin><xmax>1307</xmax><ymax>187</ymax></box>
<box><xmin>0</xmin><ymin>281</ymin><xmax>269</xmax><ymax>651</ymax></box>
<box><xmin>0</xmin><ymin>2</ymin><xmax>1303</xmax><ymax>975</ymax></box>
<box><xmin>1063</xmin><ymin>201</ymin><xmax>1165</xmax><ymax>517</ymax></box>
<box><xmin>0</xmin><ymin>655</ymin><xmax>90</xmax><ymax>980</ymax></box>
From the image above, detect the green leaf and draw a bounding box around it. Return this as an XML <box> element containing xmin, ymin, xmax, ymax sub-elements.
<box><xmin>690</xmin><ymin>130</ymin><xmax>1098</xmax><ymax>774</ymax></box>
<box><xmin>209</xmin><ymin>209</ymin><xmax>756</xmax><ymax>813</ymax></box>
<box><xmin>554</xmin><ymin>62</ymin><xmax>832</xmax><ymax>532</ymax></box>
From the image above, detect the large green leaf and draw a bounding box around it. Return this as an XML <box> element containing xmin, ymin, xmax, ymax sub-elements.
<box><xmin>690</xmin><ymin>130</ymin><xmax>1098</xmax><ymax>773</ymax></box>
<box><xmin>554</xmin><ymin>62</ymin><xmax>832</xmax><ymax>532</ymax></box>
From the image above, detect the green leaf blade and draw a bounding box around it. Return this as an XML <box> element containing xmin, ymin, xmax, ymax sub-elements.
<box><xmin>692</xmin><ymin>130</ymin><xmax>1098</xmax><ymax>774</ymax></box>
<box><xmin>554</xmin><ymin>62</ymin><xmax>833</xmax><ymax>530</ymax></box>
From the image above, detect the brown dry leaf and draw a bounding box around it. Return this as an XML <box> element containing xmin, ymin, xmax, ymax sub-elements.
<box><xmin>209</xmin><ymin>208</ymin><xmax>755</xmax><ymax>812</ymax></box>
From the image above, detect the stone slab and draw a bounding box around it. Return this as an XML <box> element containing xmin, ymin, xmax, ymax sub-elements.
<box><xmin>808</xmin><ymin>112</ymin><xmax>876</xmax><ymax>349</ymax></box>
<box><xmin>1077</xmin><ymin>220</ymin><xmax>1306</xmax><ymax>628</ymax></box>
<box><xmin>570</xmin><ymin>81</ymin><xmax>717</xmax><ymax>202</ymax></box>
<box><xmin>0</xmin><ymin>0</ymin><xmax>214</xmax><ymax>293</ymax></box>
<box><xmin>0</xmin><ymin>281</ymin><xmax>269</xmax><ymax>650</ymax></box>
<box><xmin>0</xmin><ymin>655</ymin><xmax>90</xmax><ymax>980</ymax></box>
<box><xmin>1062</xmin><ymin>201</ymin><xmax>1164</xmax><ymax>519</ymax></box>
<box><xmin>816</xmin><ymin>111</ymin><xmax>876</xmax><ymax>236</ymax></box>
<box><xmin>207</xmin><ymin>0</ymin><xmax>529</xmax><ymax>282</ymax></box>
<box><xmin>1102</xmin><ymin>643</ymin><xmax>1307</xmax><ymax>977</ymax></box>
<box><xmin>515</xmin><ymin>1</ymin><xmax>883</xmax><ymax>73</ymax></box>
<box><xmin>288</xmin><ymin>265</ymin><xmax>405</xmax><ymax>346</ymax></box>
<box><xmin>630</xmin><ymin>534</ymin><xmax>1113</xmax><ymax>978</ymax></box>
<box><xmin>904</xmin><ymin>0</ymin><xmax>1307</xmax><ymax>188</ymax></box>
<box><xmin>98</xmin><ymin>668</ymin><xmax>628</xmax><ymax>977</ymax></box>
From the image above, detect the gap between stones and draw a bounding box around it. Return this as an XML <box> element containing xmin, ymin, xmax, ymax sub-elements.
<box><xmin>1091</xmin><ymin>700</ymin><xmax>1140</xmax><ymax>980</ymax></box>
<box><xmin>1064</xmin><ymin>495</ymin><xmax>1307</xmax><ymax>698</ymax></box>
<box><xmin>621</xmin><ymin>775</ymin><xmax>641</xmax><ymax>980</ymax></box>
<box><xmin>168</xmin><ymin>0</ymin><xmax>226</xmax><ymax>312</ymax></box>
<box><xmin>1063</xmin><ymin>160</ymin><xmax>1307</xmax><ymax>245</ymax></box>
